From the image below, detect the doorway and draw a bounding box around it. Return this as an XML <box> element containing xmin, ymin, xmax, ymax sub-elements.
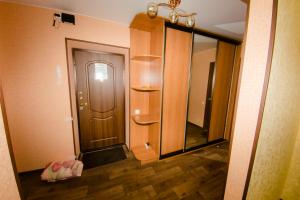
<box><xmin>66</xmin><ymin>39</ymin><xmax>130</xmax><ymax>155</ymax></box>
<box><xmin>73</xmin><ymin>50</ymin><xmax>125</xmax><ymax>152</ymax></box>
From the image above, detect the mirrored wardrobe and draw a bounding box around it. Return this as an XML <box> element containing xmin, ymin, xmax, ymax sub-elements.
<box><xmin>185</xmin><ymin>34</ymin><xmax>218</xmax><ymax>149</ymax></box>
<box><xmin>129</xmin><ymin>14</ymin><xmax>241</xmax><ymax>163</ymax></box>
<box><xmin>185</xmin><ymin>32</ymin><xmax>238</xmax><ymax>151</ymax></box>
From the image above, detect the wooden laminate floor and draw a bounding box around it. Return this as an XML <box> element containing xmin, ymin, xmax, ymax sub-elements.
<box><xmin>19</xmin><ymin>142</ymin><xmax>229</xmax><ymax>200</ymax></box>
<box><xmin>185</xmin><ymin>122</ymin><xmax>208</xmax><ymax>149</ymax></box>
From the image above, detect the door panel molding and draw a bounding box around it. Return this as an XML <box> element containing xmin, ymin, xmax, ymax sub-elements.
<box><xmin>74</xmin><ymin>50</ymin><xmax>124</xmax><ymax>151</ymax></box>
<box><xmin>66</xmin><ymin>39</ymin><xmax>129</xmax><ymax>155</ymax></box>
<box><xmin>86</xmin><ymin>61</ymin><xmax>116</xmax><ymax>113</ymax></box>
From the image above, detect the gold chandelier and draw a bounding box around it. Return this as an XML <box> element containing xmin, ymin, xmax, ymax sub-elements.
<box><xmin>147</xmin><ymin>0</ymin><xmax>197</xmax><ymax>27</ymax></box>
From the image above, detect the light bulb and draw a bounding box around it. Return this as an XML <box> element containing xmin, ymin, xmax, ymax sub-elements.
<box><xmin>169</xmin><ymin>10</ymin><xmax>179</xmax><ymax>24</ymax></box>
<box><xmin>147</xmin><ymin>2</ymin><xmax>158</xmax><ymax>18</ymax></box>
<box><xmin>186</xmin><ymin>15</ymin><xmax>195</xmax><ymax>27</ymax></box>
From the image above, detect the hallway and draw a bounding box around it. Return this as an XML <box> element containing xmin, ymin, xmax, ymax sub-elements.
<box><xmin>20</xmin><ymin>143</ymin><xmax>229</xmax><ymax>200</ymax></box>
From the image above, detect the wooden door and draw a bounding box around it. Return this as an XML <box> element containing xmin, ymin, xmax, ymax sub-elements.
<box><xmin>224</xmin><ymin>44</ymin><xmax>242</xmax><ymax>141</ymax></box>
<box><xmin>74</xmin><ymin>50</ymin><xmax>125</xmax><ymax>152</ymax></box>
<box><xmin>203</xmin><ymin>62</ymin><xmax>215</xmax><ymax>131</ymax></box>
<box><xmin>161</xmin><ymin>28</ymin><xmax>192</xmax><ymax>155</ymax></box>
<box><xmin>208</xmin><ymin>41</ymin><xmax>236</xmax><ymax>141</ymax></box>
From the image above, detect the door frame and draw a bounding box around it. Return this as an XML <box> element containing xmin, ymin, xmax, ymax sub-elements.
<box><xmin>66</xmin><ymin>39</ymin><xmax>130</xmax><ymax>156</ymax></box>
<box><xmin>203</xmin><ymin>62</ymin><xmax>216</xmax><ymax>132</ymax></box>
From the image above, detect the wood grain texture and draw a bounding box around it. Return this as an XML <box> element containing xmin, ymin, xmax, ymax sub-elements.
<box><xmin>131</xmin><ymin>145</ymin><xmax>157</xmax><ymax>165</ymax></box>
<box><xmin>19</xmin><ymin>143</ymin><xmax>229</xmax><ymax>200</ymax></box>
<box><xmin>131</xmin><ymin>86</ymin><xmax>160</xmax><ymax>92</ymax></box>
<box><xmin>130</xmin><ymin>13</ymin><xmax>165</xmax><ymax>32</ymax></box>
<box><xmin>66</xmin><ymin>39</ymin><xmax>130</xmax><ymax>155</ymax></box>
<box><xmin>131</xmin><ymin>55</ymin><xmax>161</xmax><ymax>61</ymax></box>
<box><xmin>208</xmin><ymin>42</ymin><xmax>236</xmax><ymax>142</ymax></box>
<box><xmin>129</xmin><ymin>29</ymin><xmax>151</xmax><ymax>149</ymax></box>
<box><xmin>74</xmin><ymin>51</ymin><xmax>125</xmax><ymax>151</ymax></box>
<box><xmin>161</xmin><ymin>28</ymin><xmax>192</xmax><ymax>155</ymax></box>
<box><xmin>129</xmin><ymin>16</ymin><xmax>164</xmax><ymax>162</ymax></box>
<box><xmin>224</xmin><ymin>45</ymin><xmax>242</xmax><ymax>141</ymax></box>
<box><xmin>132</xmin><ymin>114</ymin><xmax>160</xmax><ymax>125</ymax></box>
<box><xmin>148</xmin><ymin>24</ymin><xmax>164</xmax><ymax>157</ymax></box>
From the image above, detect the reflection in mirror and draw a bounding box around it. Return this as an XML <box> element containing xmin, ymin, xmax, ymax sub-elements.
<box><xmin>185</xmin><ymin>34</ymin><xmax>218</xmax><ymax>149</ymax></box>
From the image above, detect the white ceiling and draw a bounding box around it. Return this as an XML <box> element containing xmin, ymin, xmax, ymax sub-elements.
<box><xmin>3</xmin><ymin>0</ymin><xmax>247</xmax><ymax>39</ymax></box>
<box><xmin>194</xmin><ymin>34</ymin><xmax>217</xmax><ymax>43</ymax></box>
<box><xmin>194</xmin><ymin>34</ymin><xmax>217</xmax><ymax>51</ymax></box>
<box><xmin>215</xmin><ymin>21</ymin><xmax>246</xmax><ymax>35</ymax></box>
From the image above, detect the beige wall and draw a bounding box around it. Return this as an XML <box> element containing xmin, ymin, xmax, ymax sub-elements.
<box><xmin>188</xmin><ymin>48</ymin><xmax>216</xmax><ymax>127</ymax></box>
<box><xmin>0</xmin><ymin>2</ymin><xmax>130</xmax><ymax>172</ymax></box>
<box><xmin>0</xmin><ymin>106</ymin><xmax>20</xmax><ymax>200</ymax></box>
<box><xmin>224</xmin><ymin>0</ymin><xmax>275</xmax><ymax>199</ymax></box>
<box><xmin>281</xmin><ymin>126</ymin><xmax>300</xmax><ymax>199</ymax></box>
<box><xmin>247</xmin><ymin>0</ymin><xmax>300</xmax><ymax>199</ymax></box>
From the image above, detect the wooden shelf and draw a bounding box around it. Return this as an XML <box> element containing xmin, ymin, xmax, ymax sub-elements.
<box><xmin>131</xmin><ymin>145</ymin><xmax>157</xmax><ymax>165</ymax></box>
<box><xmin>131</xmin><ymin>86</ymin><xmax>160</xmax><ymax>92</ymax></box>
<box><xmin>129</xmin><ymin>13</ymin><xmax>164</xmax><ymax>164</ymax></box>
<box><xmin>130</xmin><ymin>13</ymin><xmax>165</xmax><ymax>32</ymax></box>
<box><xmin>132</xmin><ymin>114</ymin><xmax>159</xmax><ymax>125</ymax></box>
<box><xmin>131</xmin><ymin>55</ymin><xmax>161</xmax><ymax>61</ymax></box>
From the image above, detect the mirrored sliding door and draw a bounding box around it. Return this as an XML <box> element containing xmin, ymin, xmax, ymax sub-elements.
<box><xmin>185</xmin><ymin>34</ymin><xmax>218</xmax><ymax>149</ymax></box>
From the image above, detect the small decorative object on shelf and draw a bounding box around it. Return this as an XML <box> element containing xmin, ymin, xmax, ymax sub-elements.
<box><xmin>146</xmin><ymin>0</ymin><xmax>197</xmax><ymax>27</ymax></box>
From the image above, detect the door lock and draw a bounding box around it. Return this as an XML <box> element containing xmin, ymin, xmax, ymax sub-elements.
<box><xmin>80</xmin><ymin>102</ymin><xmax>88</xmax><ymax>106</ymax></box>
<box><xmin>79</xmin><ymin>102</ymin><xmax>88</xmax><ymax>111</ymax></box>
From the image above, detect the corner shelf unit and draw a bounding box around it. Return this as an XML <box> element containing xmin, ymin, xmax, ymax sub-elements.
<box><xmin>131</xmin><ymin>146</ymin><xmax>157</xmax><ymax>165</ymax></box>
<box><xmin>129</xmin><ymin>13</ymin><xmax>165</xmax><ymax>165</ymax></box>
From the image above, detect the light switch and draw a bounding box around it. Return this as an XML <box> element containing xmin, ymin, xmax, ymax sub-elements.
<box><xmin>64</xmin><ymin>116</ymin><xmax>73</xmax><ymax>122</ymax></box>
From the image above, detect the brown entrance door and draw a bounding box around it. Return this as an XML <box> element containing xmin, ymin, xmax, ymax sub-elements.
<box><xmin>73</xmin><ymin>50</ymin><xmax>125</xmax><ymax>152</ymax></box>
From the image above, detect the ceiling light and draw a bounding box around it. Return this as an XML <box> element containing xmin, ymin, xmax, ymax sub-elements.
<box><xmin>185</xmin><ymin>15</ymin><xmax>195</xmax><ymax>28</ymax></box>
<box><xmin>146</xmin><ymin>0</ymin><xmax>197</xmax><ymax>27</ymax></box>
<box><xmin>147</xmin><ymin>2</ymin><xmax>158</xmax><ymax>18</ymax></box>
<box><xmin>169</xmin><ymin>10</ymin><xmax>179</xmax><ymax>24</ymax></box>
